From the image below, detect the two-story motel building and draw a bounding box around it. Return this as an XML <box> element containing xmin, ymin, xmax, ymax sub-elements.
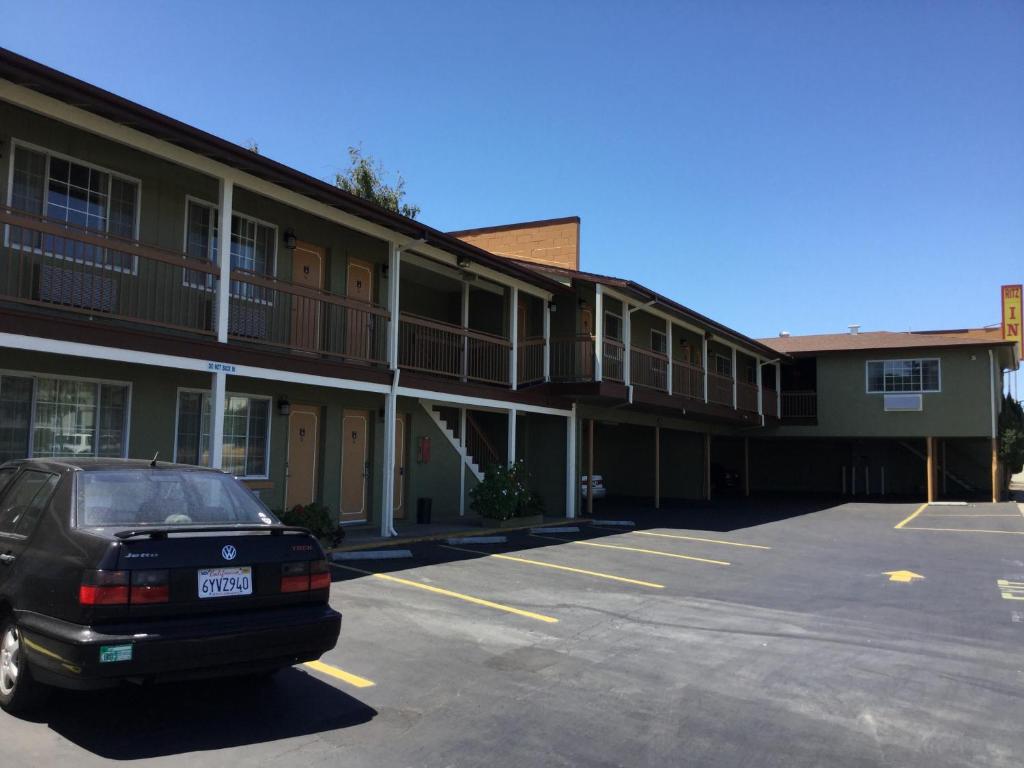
<box><xmin>0</xmin><ymin>49</ymin><xmax>1017</xmax><ymax>537</ymax></box>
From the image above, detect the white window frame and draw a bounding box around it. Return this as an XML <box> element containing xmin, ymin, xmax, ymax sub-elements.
<box><xmin>5</xmin><ymin>138</ymin><xmax>142</xmax><ymax>275</ymax></box>
<box><xmin>181</xmin><ymin>196</ymin><xmax>278</xmax><ymax>300</ymax></box>
<box><xmin>650</xmin><ymin>329</ymin><xmax>667</xmax><ymax>356</ymax></box>
<box><xmin>0</xmin><ymin>368</ymin><xmax>133</xmax><ymax>459</ymax></box>
<box><xmin>865</xmin><ymin>358</ymin><xmax>941</xmax><ymax>394</ymax></box>
<box><xmin>172</xmin><ymin>387</ymin><xmax>272</xmax><ymax>480</ymax></box>
<box><xmin>714</xmin><ymin>353</ymin><xmax>732</xmax><ymax>378</ymax></box>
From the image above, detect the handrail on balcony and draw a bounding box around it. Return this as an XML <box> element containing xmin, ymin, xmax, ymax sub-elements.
<box><xmin>0</xmin><ymin>205</ymin><xmax>218</xmax><ymax>335</ymax></box>
<box><xmin>707</xmin><ymin>371</ymin><xmax>734</xmax><ymax>407</ymax></box>
<box><xmin>603</xmin><ymin>338</ymin><xmax>625</xmax><ymax>383</ymax></box>
<box><xmin>550</xmin><ymin>335</ymin><xmax>596</xmax><ymax>382</ymax></box>
<box><xmin>517</xmin><ymin>336</ymin><xmax>545</xmax><ymax>386</ymax></box>
<box><xmin>398</xmin><ymin>312</ymin><xmax>510</xmax><ymax>386</ymax></box>
<box><xmin>672</xmin><ymin>359</ymin><xmax>705</xmax><ymax>400</ymax></box>
<box><xmin>781</xmin><ymin>390</ymin><xmax>817</xmax><ymax>419</ymax></box>
<box><xmin>630</xmin><ymin>347</ymin><xmax>668</xmax><ymax>390</ymax></box>
<box><xmin>763</xmin><ymin>386</ymin><xmax>778</xmax><ymax>418</ymax></box>
<box><xmin>736</xmin><ymin>380</ymin><xmax>759</xmax><ymax>413</ymax></box>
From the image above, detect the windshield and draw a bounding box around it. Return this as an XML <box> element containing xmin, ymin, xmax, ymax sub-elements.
<box><xmin>76</xmin><ymin>470</ymin><xmax>279</xmax><ymax>528</ymax></box>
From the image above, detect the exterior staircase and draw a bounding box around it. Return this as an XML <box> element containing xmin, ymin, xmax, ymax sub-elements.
<box><xmin>897</xmin><ymin>440</ymin><xmax>976</xmax><ymax>493</ymax></box>
<box><xmin>420</xmin><ymin>402</ymin><xmax>502</xmax><ymax>482</ymax></box>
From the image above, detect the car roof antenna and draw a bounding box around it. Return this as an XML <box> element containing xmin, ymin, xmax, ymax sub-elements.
<box><xmin>150</xmin><ymin>452</ymin><xmax>159</xmax><ymax>467</ymax></box>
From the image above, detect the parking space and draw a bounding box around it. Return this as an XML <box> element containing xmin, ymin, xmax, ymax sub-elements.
<box><xmin>4</xmin><ymin>498</ymin><xmax>1024</xmax><ymax>767</ymax></box>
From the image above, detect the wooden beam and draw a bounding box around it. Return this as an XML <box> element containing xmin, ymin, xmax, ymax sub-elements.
<box><xmin>992</xmin><ymin>437</ymin><xmax>1000</xmax><ymax>503</ymax></box>
<box><xmin>926</xmin><ymin>436</ymin><xmax>936</xmax><ymax>503</ymax></box>
<box><xmin>704</xmin><ymin>433</ymin><xmax>712</xmax><ymax>501</ymax></box>
<box><xmin>587</xmin><ymin>418</ymin><xmax>595</xmax><ymax>517</ymax></box>
<box><xmin>743</xmin><ymin>437</ymin><xmax>750</xmax><ymax>497</ymax></box>
<box><xmin>654</xmin><ymin>426</ymin><xmax>661</xmax><ymax>510</ymax></box>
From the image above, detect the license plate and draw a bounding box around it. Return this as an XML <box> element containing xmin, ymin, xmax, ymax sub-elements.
<box><xmin>198</xmin><ymin>566</ymin><xmax>253</xmax><ymax>599</ymax></box>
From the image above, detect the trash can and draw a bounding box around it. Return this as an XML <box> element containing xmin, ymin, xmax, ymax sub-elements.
<box><xmin>416</xmin><ymin>498</ymin><xmax>432</xmax><ymax>524</ymax></box>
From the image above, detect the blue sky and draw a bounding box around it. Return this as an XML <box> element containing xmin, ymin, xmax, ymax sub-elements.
<box><xmin>3</xmin><ymin>1</ymin><xmax>1022</xmax><ymax>338</ymax></box>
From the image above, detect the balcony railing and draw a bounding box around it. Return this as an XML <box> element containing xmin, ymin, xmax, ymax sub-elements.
<box><xmin>763</xmin><ymin>387</ymin><xmax>778</xmax><ymax>418</ymax></box>
<box><xmin>631</xmin><ymin>347</ymin><xmax>668</xmax><ymax>390</ymax></box>
<box><xmin>708</xmin><ymin>371</ymin><xmax>734</xmax><ymax>407</ymax></box>
<box><xmin>782</xmin><ymin>391</ymin><xmax>817</xmax><ymax>419</ymax></box>
<box><xmin>737</xmin><ymin>381</ymin><xmax>759</xmax><ymax>413</ymax></box>
<box><xmin>398</xmin><ymin>313</ymin><xmax>511</xmax><ymax>386</ymax></box>
<box><xmin>229</xmin><ymin>269</ymin><xmax>388</xmax><ymax>364</ymax></box>
<box><xmin>0</xmin><ymin>206</ymin><xmax>218</xmax><ymax>335</ymax></box>
<box><xmin>517</xmin><ymin>336</ymin><xmax>545</xmax><ymax>386</ymax></box>
<box><xmin>603</xmin><ymin>338</ymin><xmax>625</xmax><ymax>383</ymax></box>
<box><xmin>550</xmin><ymin>335</ymin><xmax>595</xmax><ymax>382</ymax></box>
<box><xmin>672</xmin><ymin>360</ymin><xmax>705</xmax><ymax>400</ymax></box>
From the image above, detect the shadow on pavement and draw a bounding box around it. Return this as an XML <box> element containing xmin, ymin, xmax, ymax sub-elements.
<box><xmin>31</xmin><ymin>667</ymin><xmax>375</xmax><ymax>760</ymax></box>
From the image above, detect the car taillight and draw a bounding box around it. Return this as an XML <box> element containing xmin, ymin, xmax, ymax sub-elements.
<box><xmin>281</xmin><ymin>560</ymin><xmax>331</xmax><ymax>593</ymax></box>
<box><xmin>130</xmin><ymin>570</ymin><xmax>170</xmax><ymax>604</ymax></box>
<box><xmin>79</xmin><ymin>570</ymin><xmax>129</xmax><ymax>606</ymax></box>
<box><xmin>310</xmin><ymin>560</ymin><xmax>331</xmax><ymax>590</ymax></box>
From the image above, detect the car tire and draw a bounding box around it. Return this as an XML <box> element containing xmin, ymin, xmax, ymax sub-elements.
<box><xmin>0</xmin><ymin>617</ymin><xmax>49</xmax><ymax>715</ymax></box>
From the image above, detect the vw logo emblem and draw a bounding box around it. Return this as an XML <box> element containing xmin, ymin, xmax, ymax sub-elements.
<box><xmin>221</xmin><ymin>545</ymin><xmax>237</xmax><ymax>561</ymax></box>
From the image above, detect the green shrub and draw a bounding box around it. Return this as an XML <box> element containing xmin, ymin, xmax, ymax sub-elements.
<box><xmin>999</xmin><ymin>395</ymin><xmax>1024</xmax><ymax>481</ymax></box>
<box><xmin>469</xmin><ymin>461</ymin><xmax>543</xmax><ymax>520</ymax></box>
<box><xmin>278</xmin><ymin>502</ymin><xmax>337</xmax><ymax>541</ymax></box>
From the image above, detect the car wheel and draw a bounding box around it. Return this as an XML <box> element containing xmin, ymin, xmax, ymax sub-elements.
<box><xmin>0</xmin><ymin>617</ymin><xmax>48</xmax><ymax>715</ymax></box>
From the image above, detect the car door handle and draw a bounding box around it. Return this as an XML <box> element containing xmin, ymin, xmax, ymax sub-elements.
<box><xmin>0</xmin><ymin>553</ymin><xmax>14</xmax><ymax>565</ymax></box>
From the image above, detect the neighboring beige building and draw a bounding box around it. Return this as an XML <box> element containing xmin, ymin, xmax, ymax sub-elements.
<box><xmin>451</xmin><ymin>217</ymin><xmax>580</xmax><ymax>271</ymax></box>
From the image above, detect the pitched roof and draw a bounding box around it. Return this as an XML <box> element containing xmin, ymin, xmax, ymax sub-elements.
<box><xmin>0</xmin><ymin>47</ymin><xmax>568</xmax><ymax>295</ymax></box>
<box><xmin>759</xmin><ymin>327</ymin><xmax>1014</xmax><ymax>355</ymax></box>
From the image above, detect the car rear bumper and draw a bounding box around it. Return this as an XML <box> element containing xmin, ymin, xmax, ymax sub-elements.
<box><xmin>16</xmin><ymin>604</ymin><xmax>342</xmax><ymax>690</ymax></box>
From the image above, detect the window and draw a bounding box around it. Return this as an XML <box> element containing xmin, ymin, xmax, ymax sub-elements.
<box><xmin>174</xmin><ymin>390</ymin><xmax>271</xmax><ymax>478</ymax></box>
<box><xmin>0</xmin><ymin>468</ymin><xmax>17</xmax><ymax>497</ymax></box>
<box><xmin>0</xmin><ymin>470</ymin><xmax>59</xmax><ymax>538</ymax></box>
<box><xmin>651</xmin><ymin>330</ymin><xmax>667</xmax><ymax>355</ymax></box>
<box><xmin>8</xmin><ymin>143</ymin><xmax>139</xmax><ymax>271</ymax></box>
<box><xmin>866</xmin><ymin>359</ymin><xmax>940</xmax><ymax>393</ymax></box>
<box><xmin>715</xmin><ymin>354</ymin><xmax>732</xmax><ymax>377</ymax></box>
<box><xmin>604</xmin><ymin>312</ymin><xmax>623</xmax><ymax>341</ymax></box>
<box><xmin>0</xmin><ymin>373</ymin><xmax>130</xmax><ymax>463</ymax></box>
<box><xmin>184</xmin><ymin>198</ymin><xmax>276</xmax><ymax>276</ymax></box>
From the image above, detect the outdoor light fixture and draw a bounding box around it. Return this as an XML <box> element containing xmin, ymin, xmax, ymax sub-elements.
<box><xmin>277</xmin><ymin>398</ymin><xmax>291</xmax><ymax>416</ymax></box>
<box><xmin>457</xmin><ymin>255</ymin><xmax>471</xmax><ymax>268</ymax></box>
<box><xmin>283</xmin><ymin>229</ymin><xmax>297</xmax><ymax>250</ymax></box>
<box><xmin>549</xmin><ymin>304</ymin><xmax>557</xmax><ymax>313</ymax></box>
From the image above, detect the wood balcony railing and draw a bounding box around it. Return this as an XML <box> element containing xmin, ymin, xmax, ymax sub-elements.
<box><xmin>0</xmin><ymin>206</ymin><xmax>218</xmax><ymax>335</ymax></box>
<box><xmin>398</xmin><ymin>313</ymin><xmax>511</xmax><ymax>386</ymax></box>
<box><xmin>229</xmin><ymin>269</ymin><xmax>388</xmax><ymax>364</ymax></box>
<box><xmin>603</xmin><ymin>338</ymin><xmax>625</xmax><ymax>383</ymax></box>
<box><xmin>517</xmin><ymin>336</ymin><xmax>545</xmax><ymax>386</ymax></box>
<box><xmin>550</xmin><ymin>335</ymin><xmax>595</xmax><ymax>382</ymax></box>
<box><xmin>630</xmin><ymin>347</ymin><xmax>669</xmax><ymax>390</ymax></box>
<box><xmin>708</xmin><ymin>372</ymin><xmax>734</xmax><ymax>407</ymax></box>
<box><xmin>763</xmin><ymin>387</ymin><xmax>778</xmax><ymax>418</ymax></box>
<box><xmin>782</xmin><ymin>391</ymin><xmax>817</xmax><ymax>419</ymax></box>
<box><xmin>672</xmin><ymin>360</ymin><xmax>705</xmax><ymax>400</ymax></box>
<box><xmin>737</xmin><ymin>381</ymin><xmax>759</xmax><ymax>413</ymax></box>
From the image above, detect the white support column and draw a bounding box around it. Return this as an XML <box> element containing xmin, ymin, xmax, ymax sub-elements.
<box><xmin>380</xmin><ymin>384</ymin><xmax>398</xmax><ymax>537</ymax></box>
<box><xmin>543</xmin><ymin>299</ymin><xmax>551</xmax><ymax>383</ymax></box>
<box><xmin>507</xmin><ymin>408</ymin><xmax>517</xmax><ymax>467</ymax></box>
<box><xmin>594</xmin><ymin>284</ymin><xmax>604</xmax><ymax>382</ymax></box>
<box><xmin>461</xmin><ymin>281</ymin><xmax>470</xmax><ymax>381</ymax></box>
<box><xmin>623</xmin><ymin>302</ymin><xmax>632</xmax><ymax>386</ymax></box>
<box><xmin>756</xmin><ymin>358</ymin><xmax>764</xmax><ymax>424</ymax></box>
<box><xmin>215</xmin><ymin>178</ymin><xmax>234</xmax><ymax>343</ymax></box>
<box><xmin>387</xmin><ymin>243</ymin><xmax>402</xmax><ymax>370</ymax></box>
<box><xmin>666</xmin><ymin>323</ymin><xmax>673</xmax><ymax>395</ymax></box>
<box><xmin>731</xmin><ymin>346</ymin><xmax>738</xmax><ymax>409</ymax></box>
<box><xmin>702</xmin><ymin>335</ymin><xmax>709</xmax><ymax>404</ymax></box>
<box><xmin>775</xmin><ymin>361</ymin><xmax>782</xmax><ymax>417</ymax></box>
<box><xmin>565</xmin><ymin>405</ymin><xmax>577</xmax><ymax>519</ymax></box>
<box><xmin>459</xmin><ymin>407</ymin><xmax>467</xmax><ymax>516</ymax></box>
<box><xmin>510</xmin><ymin>286</ymin><xmax>519</xmax><ymax>390</ymax></box>
<box><xmin>210</xmin><ymin>370</ymin><xmax>226</xmax><ymax>469</ymax></box>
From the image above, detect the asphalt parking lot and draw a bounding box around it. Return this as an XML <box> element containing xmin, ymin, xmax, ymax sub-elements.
<box><xmin>4</xmin><ymin>497</ymin><xmax>1024</xmax><ymax>767</ymax></box>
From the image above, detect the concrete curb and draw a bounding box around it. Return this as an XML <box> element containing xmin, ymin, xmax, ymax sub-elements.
<box><xmin>332</xmin><ymin>549</ymin><xmax>413</xmax><ymax>561</ymax></box>
<box><xmin>447</xmin><ymin>536</ymin><xmax>507</xmax><ymax>545</ymax></box>
<box><xmin>327</xmin><ymin>518</ymin><xmax>592</xmax><ymax>553</ymax></box>
<box><xmin>532</xmin><ymin>526</ymin><xmax>579</xmax><ymax>534</ymax></box>
<box><xmin>591</xmin><ymin>520</ymin><xmax>636</xmax><ymax>527</ymax></box>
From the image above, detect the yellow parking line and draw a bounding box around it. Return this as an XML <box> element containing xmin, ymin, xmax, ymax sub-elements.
<box><xmin>332</xmin><ymin>564</ymin><xmax>559</xmax><ymax>623</ymax></box>
<box><xmin>629</xmin><ymin>531</ymin><xmax>771</xmax><ymax>550</ymax></box>
<box><xmin>900</xmin><ymin>527</ymin><xmax>1024</xmax><ymax>536</ymax></box>
<box><xmin>531</xmin><ymin>534</ymin><xmax>730</xmax><ymax>565</ymax></box>
<box><xmin>925</xmin><ymin>514</ymin><xmax>1020</xmax><ymax>518</ymax></box>
<box><xmin>894</xmin><ymin>503</ymin><xmax>928</xmax><ymax>529</ymax></box>
<box><xmin>439</xmin><ymin>544</ymin><xmax>665</xmax><ymax>589</ymax></box>
<box><xmin>303</xmin><ymin>660</ymin><xmax>376</xmax><ymax>688</ymax></box>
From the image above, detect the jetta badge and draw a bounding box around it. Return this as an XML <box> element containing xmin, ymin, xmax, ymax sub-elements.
<box><xmin>221</xmin><ymin>545</ymin><xmax>237</xmax><ymax>561</ymax></box>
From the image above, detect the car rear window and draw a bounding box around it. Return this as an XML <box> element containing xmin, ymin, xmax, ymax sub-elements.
<box><xmin>76</xmin><ymin>470</ymin><xmax>280</xmax><ymax>528</ymax></box>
